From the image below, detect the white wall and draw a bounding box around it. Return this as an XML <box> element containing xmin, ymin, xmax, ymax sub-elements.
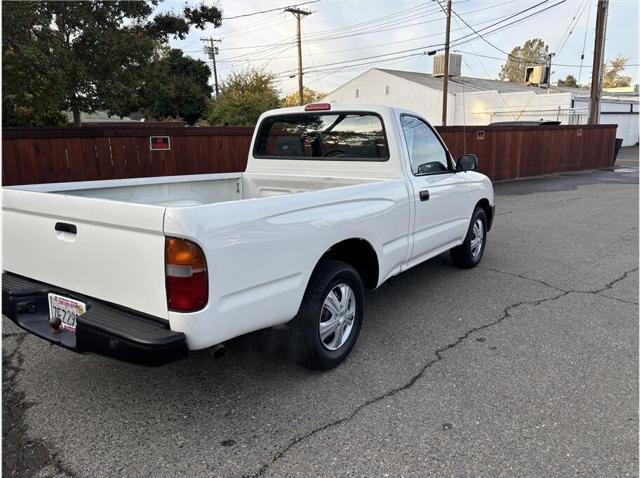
<box><xmin>322</xmin><ymin>70</ymin><xmax>453</xmax><ymax>126</ymax></box>
<box><xmin>324</xmin><ymin>70</ymin><xmax>573</xmax><ymax>127</ymax></box>
<box><xmin>611</xmin><ymin>114</ymin><xmax>639</xmax><ymax>146</ymax></box>
<box><xmin>452</xmin><ymin>91</ymin><xmax>574</xmax><ymax>125</ymax></box>
<box><xmin>573</xmin><ymin>98</ymin><xmax>639</xmax><ymax>146</ymax></box>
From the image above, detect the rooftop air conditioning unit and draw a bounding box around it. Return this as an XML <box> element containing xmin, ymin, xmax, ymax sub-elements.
<box><xmin>432</xmin><ymin>53</ymin><xmax>462</xmax><ymax>77</ymax></box>
<box><xmin>524</xmin><ymin>65</ymin><xmax>549</xmax><ymax>85</ymax></box>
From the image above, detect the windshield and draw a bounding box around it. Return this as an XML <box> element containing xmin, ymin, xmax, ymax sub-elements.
<box><xmin>253</xmin><ymin>112</ymin><xmax>388</xmax><ymax>161</ymax></box>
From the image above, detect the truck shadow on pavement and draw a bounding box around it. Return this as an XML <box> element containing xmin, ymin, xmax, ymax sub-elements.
<box><xmin>7</xmin><ymin>252</ymin><xmax>498</xmax><ymax>474</ymax></box>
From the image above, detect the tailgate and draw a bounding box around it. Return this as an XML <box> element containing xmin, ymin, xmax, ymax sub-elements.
<box><xmin>2</xmin><ymin>189</ymin><xmax>168</xmax><ymax>319</ymax></box>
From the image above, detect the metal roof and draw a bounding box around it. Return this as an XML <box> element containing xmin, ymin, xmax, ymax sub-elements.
<box><xmin>375</xmin><ymin>68</ymin><xmax>565</xmax><ymax>95</ymax></box>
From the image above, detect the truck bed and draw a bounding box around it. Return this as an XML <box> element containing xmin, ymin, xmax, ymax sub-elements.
<box><xmin>9</xmin><ymin>173</ymin><xmax>385</xmax><ymax>207</ymax></box>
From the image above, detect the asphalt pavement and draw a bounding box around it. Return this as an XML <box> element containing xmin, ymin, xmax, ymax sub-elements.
<box><xmin>3</xmin><ymin>149</ymin><xmax>638</xmax><ymax>477</ymax></box>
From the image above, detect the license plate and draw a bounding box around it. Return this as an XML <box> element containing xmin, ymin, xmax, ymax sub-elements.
<box><xmin>48</xmin><ymin>293</ymin><xmax>86</xmax><ymax>333</ymax></box>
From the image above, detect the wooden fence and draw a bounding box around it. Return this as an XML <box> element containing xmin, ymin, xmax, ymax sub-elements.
<box><xmin>2</xmin><ymin>123</ymin><xmax>617</xmax><ymax>186</ymax></box>
<box><xmin>438</xmin><ymin>124</ymin><xmax>617</xmax><ymax>181</ymax></box>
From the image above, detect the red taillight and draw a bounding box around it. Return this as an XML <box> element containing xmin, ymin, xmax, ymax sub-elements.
<box><xmin>165</xmin><ymin>237</ymin><xmax>208</xmax><ymax>312</ymax></box>
<box><xmin>304</xmin><ymin>103</ymin><xmax>331</xmax><ymax>111</ymax></box>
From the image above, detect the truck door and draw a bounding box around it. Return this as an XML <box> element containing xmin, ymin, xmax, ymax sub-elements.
<box><xmin>399</xmin><ymin>115</ymin><xmax>470</xmax><ymax>263</ymax></box>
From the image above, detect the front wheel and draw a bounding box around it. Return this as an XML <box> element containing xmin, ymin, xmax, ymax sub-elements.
<box><xmin>290</xmin><ymin>259</ymin><xmax>364</xmax><ymax>370</ymax></box>
<box><xmin>450</xmin><ymin>208</ymin><xmax>487</xmax><ymax>268</ymax></box>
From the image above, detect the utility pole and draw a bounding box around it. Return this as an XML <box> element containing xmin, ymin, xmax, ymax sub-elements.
<box><xmin>441</xmin><ymin>0</ymin><xmax>452</xmax><ymax>126</ymax></box>
<box><xmin>202</xmin><ymin>37</ymin><xmax>222</xmax><ymax>97</ymax></box>
<box><xmin>589</xmin><ymin>0</ymin><xmax>609</xmax><ymax>124</ymax></box>
<box><xmin>285</xmin><ymin>7</ymin><xmax>311</xmax><ymax>106</ymax></box>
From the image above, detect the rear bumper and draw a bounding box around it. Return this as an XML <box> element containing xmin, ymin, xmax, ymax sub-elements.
<box><xmin>2</xmin><ymin>272</ymin><xmax>188</xmax><ymax>366</ymax></box>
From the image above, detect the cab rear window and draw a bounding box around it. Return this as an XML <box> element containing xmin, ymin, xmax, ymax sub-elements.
<box><xmin>253</xmin><ymin>112</ymin><xmax>389</xmax><ymax>161</ymax></box>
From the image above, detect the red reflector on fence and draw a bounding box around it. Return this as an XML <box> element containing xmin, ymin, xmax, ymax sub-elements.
<box><xmin>150</xmin><ymin>136</ymin><xmax>171</xmax><ymax>151</ymax></box>
<box><xmin>304</xmin><ymin>103</ymin><xmax>331</xmax><ymax>111</ymax></box>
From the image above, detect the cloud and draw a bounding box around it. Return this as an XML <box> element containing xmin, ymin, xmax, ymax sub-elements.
<box><xmin>168</xmin><ymin>0</ymin><xmax>638</xmax><ymax>95</ymax></box>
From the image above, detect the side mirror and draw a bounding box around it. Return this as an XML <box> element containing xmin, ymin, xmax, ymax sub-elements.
<box><xmin>456</xmin><ymin>154</ymin><xmax>478</xmax><ymax>172</ymax></box>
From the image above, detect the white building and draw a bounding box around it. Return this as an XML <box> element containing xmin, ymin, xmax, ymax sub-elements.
<box><xmin>323</xmin><ymin>68</ymin><xmax>639</xmax><ymax>146</ymax></box>
<box><xmin>572</xmin><ymin>95</ymin><xmax>638</xmax><ymax>146</ymax></box>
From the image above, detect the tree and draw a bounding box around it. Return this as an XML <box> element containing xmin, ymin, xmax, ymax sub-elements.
<box><xmin>281</xmin><ymin>87</ymin><xmax>325</xmax><ymax>107</ymax></box>
<box><xmin>2</xmin><ymin>1</ymin><xmax>221</xmax><ymax>127</ymax></box>
<box><xmin>140</xmin><ymin>49</ymin><xmax>212</xmax><ymax>124</ymax></box>
<box><xmin>557</xmin><ymin>74</ymin><xmax>579</xmax><ymax>88</ymax></box>
<box><xmin>603</xmin><ymin>56</ymin><xmax>631</xmax><ymax>88</ymax></box>
<box><xmin>206</xmin><ymin>69</ymin><xmax>280</xmax><ymax>126</ymax></box>
<box><xmin>499</xmin><ymin>38</ymin><xmax>549</xmax><ymax>83</ymax></box>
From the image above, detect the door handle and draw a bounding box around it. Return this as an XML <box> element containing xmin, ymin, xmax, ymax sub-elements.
<box><xmin>419</xmin><ymin>189</ymin><xmax>430</xmax><ymax>201</ymax></box>
<box><xmin>55</xmin><ymin>222</ymin><xmax>77</xmax><ymax>234</ymax></box>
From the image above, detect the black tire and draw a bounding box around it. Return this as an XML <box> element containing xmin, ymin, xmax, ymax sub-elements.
<box><xmin>450</xmin><ymin>207</ymin><xmax>487</xmax><ymax>268</ymax></box>
<box><xmin>290</xmin><ymin>259</ymin><xmax>364</xmax><ymax>370</ymax></box>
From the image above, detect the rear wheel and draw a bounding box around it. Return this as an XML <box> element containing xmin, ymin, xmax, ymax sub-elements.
<box><xmin>450</xmin><ymin>208</ymin><xmax>487</xmax><ymax>268</ymax></box>
<box><xmin>291</xmin><ymin>259</ymin><xmax>364</xmax><ymax>370</ymax></box>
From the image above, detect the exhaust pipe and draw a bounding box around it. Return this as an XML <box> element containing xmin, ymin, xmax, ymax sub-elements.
<box><xmin>211</xmin><ymin>343</ymin><xmax>226</xmax><ymax>359</ymax></box>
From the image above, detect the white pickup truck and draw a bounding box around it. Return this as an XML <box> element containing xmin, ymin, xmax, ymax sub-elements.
<box><xmin>2</xmin><ymin>104</ymin><xmax>494</xmax><ymax>369</ymax></box>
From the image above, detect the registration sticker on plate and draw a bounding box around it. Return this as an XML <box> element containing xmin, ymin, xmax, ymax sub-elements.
<box><xmin>48</xmin><ymin>294</ymin><xmax>87</xmax><ymax>333</ymax></box>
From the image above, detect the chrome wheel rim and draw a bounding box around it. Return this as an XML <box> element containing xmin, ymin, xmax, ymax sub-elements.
<box><xmin>319</xmin><ymin>283</ymin><xmax>356</xmax><ymax>351</ymax></box>
<box><xmin>470</xmin><ymin>218</ymin><xmax>484</xmax><ymax>258</ymax></box>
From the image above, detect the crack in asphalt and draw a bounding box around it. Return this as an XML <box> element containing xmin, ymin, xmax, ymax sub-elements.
<box><xmin>5</xmin><ymin>267</ymin><xmax>636</xmax><ymax>478</ymax></box>
<box><xmin>584</xmin><ymin>267</ymin><xmax>640</xmax><ymax>305</ymax></box>
<box><xmin>596</xmin><ymin>267</ymin><xmax>639</xmax><ymax>292</ymax></box>
<box><xmin>480</xmin><ymin>266</ymin><xmax>639</xmax><ymax>305</ymax></box>
<box><xmin>247</xmin><ymin>266</ymin><xmax>638</xmax><ymax>477</ymax></box>
<box><xmin>478</xmin><ymin>266</ymin><xmax>565</xmax><ymax>292</ymax></box>
<box><xmin>2</xmin><ymin>331</ymin><xmax>80</xmax><ymax>478</ymax></box>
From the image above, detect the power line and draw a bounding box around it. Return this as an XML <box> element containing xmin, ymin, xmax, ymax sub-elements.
<box><xmin>218</xmin><ymin>36</ymin><xmax>295</xmax><ymax>63</ymax></box>
<box><xmin>310</xmin><ymin>55</ymin><xmax>422</xmax><ymax>85</ymax></box>
<box><xmin>276</xmin><ymin>52</ymin><xmax>428</xmax><ymax>77</ymax></box>
<box><xmin>449</xmin><ymin>4</ymin><xmax>511</xmax><ymax>57</ymax></box>
<box><xmin>216</xmin><ymin>13</ymin><xmax>482</xmax><ymax>64</ymax></box>
<box><xmin>578</xmin><ymin>0</ymin><xmax>593</xmax><ymax>84</ymax></box>
<box><xmin>453</xmin><ymin>49</ymin><xmax>638</xmax><ymax>67</ymax></box>
<box><xmin>301</xmin><ymin>24</ymin><xmax>325</xmax><ymax>93</ymax></box>
<box><xmin>198</xmin><ymin>0</ymin><xmax>517</xmax><ymax>55</ymax></box>
<box><xmin>219</xmin><ymin>12</ymin><xmax>289</xmax><ymax>39</ymax></box>
<box><xmin>449</xmin><ymin>0</ymin><xmax>564</xmax><ymax>51</ymax></box>
<box><xmin>210</xmin><ymin>3</ymin><xmax>445</xmax><ymax>51</ymax></box>
<box><xmin>211</xmin><ymin>0</ymin><xmax>515</xmax><ymax>69</ymax></box>
<box><xmin>276</xmin><ymin>43</ymin><xmax>442</xmax><ymax>77</ymax></box>
<box><xmin>451</xmin><ymin>12</ymin><xmax>500</xmax><ymax>81</ymax></box>
<box><xmin>222</xmin><ymin>1</ymin><xmax>320</xmax><ymax>20</ymax></box>
<box><xmin>196</xmin><ymin>0</ymin><xmax>572</xmax><ymax>88</ymax></box>
<box><xmin>302</xmin><ymin>3</ymin><xmax>439</xmax><ymax>38</ymax></box>
<box><xmin>555</xmin><ymin>0</ymin><xmax>589</xmax><ymax>58</ymax></box>
<box><xmin>302</xmin><ymin>4</ymin><xmax>445</xmax><ymax>40</ymax></box>
<box><xmin>275</xmin><ymin>0</ymin><xmax>569</xmax><ymax>77</ymax></box>
<box><xmin>302</xmin><ymin>12</ymin><xmax>447</xmax><ymax>43</ymax></box>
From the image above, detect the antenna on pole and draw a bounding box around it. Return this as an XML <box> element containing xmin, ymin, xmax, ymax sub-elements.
<box><xmin>201</xmin><ymin>37</ymin><xmax>222</xmax><ymax>97</ymax></box>
<box><xmin>285</xmin><ymin>7</ymin><xmax>312</xmax><ymax>106</ymax></box>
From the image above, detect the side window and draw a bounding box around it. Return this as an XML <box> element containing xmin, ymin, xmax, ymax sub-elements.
<box><xmin>400</xmin><ymin>116</ymin><xmax>449</xmax><ymax>175</ymax></box>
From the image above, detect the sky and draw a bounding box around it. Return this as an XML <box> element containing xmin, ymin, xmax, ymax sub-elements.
<box><xmin>163</xmin><ymin>0</ymin><xmax>639</xmax><ymax>97</ymax></box>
